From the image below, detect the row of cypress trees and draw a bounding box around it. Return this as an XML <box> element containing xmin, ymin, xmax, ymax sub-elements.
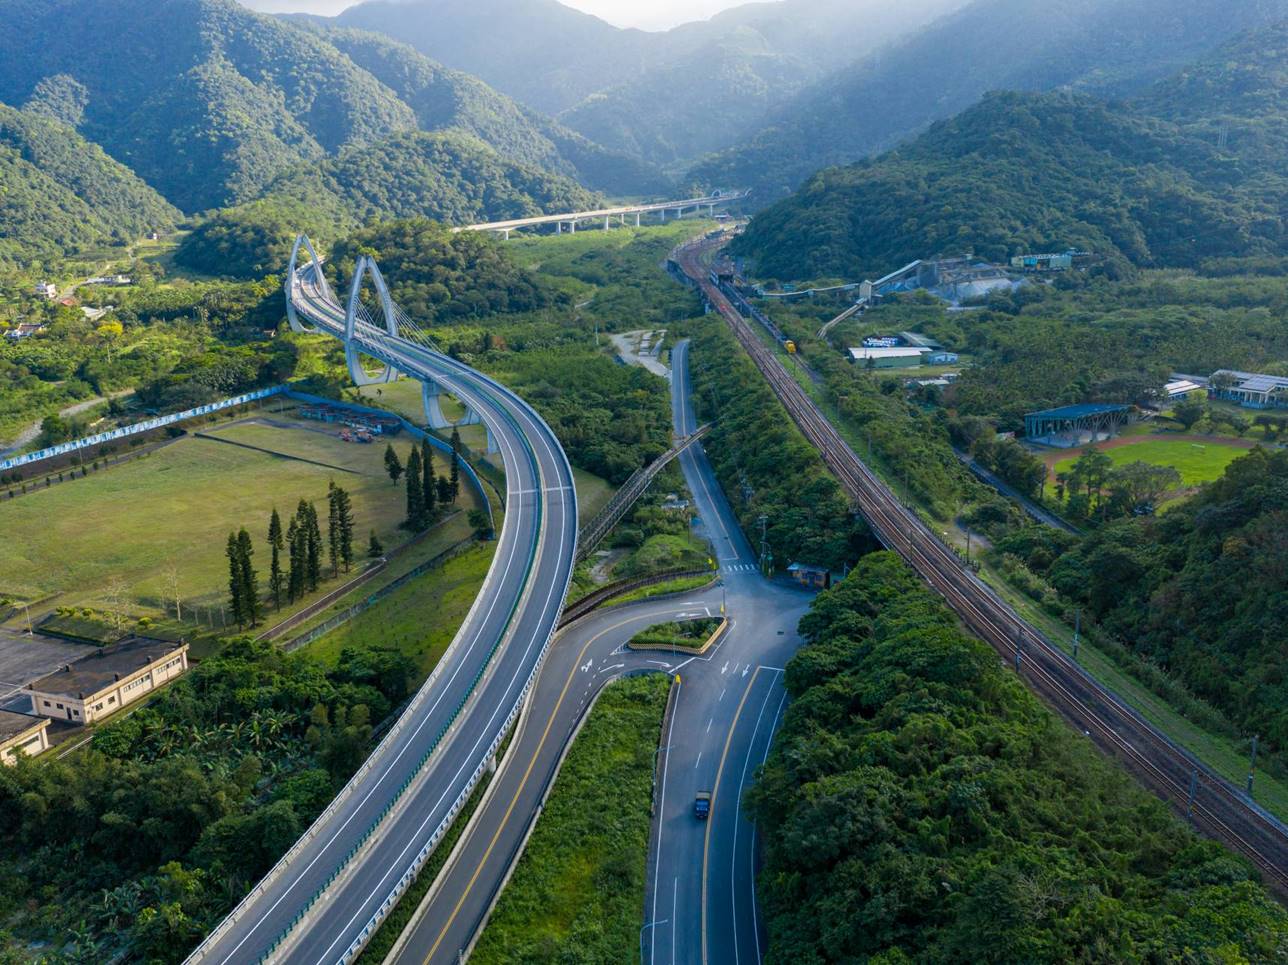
<box><xmin>226</xmin><ymin>431</ymin><xmax>464</xmax><ymax>628</ymax></box>
<box><xmin>383</xmin><ymin>430</ymin><xmax>461</xmax><ymax>532</ymax></box>
<box><xmin>227</xmin><ymin>483</ymin><xmax>357</xmax><ymax>628</ymax></box>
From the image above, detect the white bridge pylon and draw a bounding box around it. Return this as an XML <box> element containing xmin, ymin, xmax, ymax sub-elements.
<box><xmin>285</xmin><ymin>235</ymin><xmax>497</xmax><ymax>451</ymax></box>
<box><xmin>345</xmin><ymin>255</ymin><xmax>400</xmax><ymax>387</ymax></box>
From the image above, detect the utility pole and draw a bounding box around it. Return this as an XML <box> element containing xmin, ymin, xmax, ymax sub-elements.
<box><xmin>1248</xmin><ymin>735</ymin><xmax>1259</xmax><ymax>796</ymax></box>
<box><xmin>1187</xmin><ymin>768</ymin><xmax>1198</xmax><ymax>818</ymax></box>
<box><xmin>1014</xmin><ymin>631</ymin><xmax>1024</xmax><ymax>673</ymax></box>
<box><xmin>758</xmin><ymin>514</ymin><xmax>771</xmax><ymax>576</ymax></box>
<box><xmin>1072</xmin><ymin>608</ymin><xmax>1081</xmax><ymax>661</ymax></box>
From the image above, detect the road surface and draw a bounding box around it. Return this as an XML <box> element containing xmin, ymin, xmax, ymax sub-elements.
<box><xmin>187</xmin><ymin>252</ymin><xmax>578</xmax><ymax>964</ymax></box>
<box><xmin>677</xmin><ymin>235</ymin><xmax>1288</xmax><ymax>898</ymax></box>
<box><xmin>388</xmin><ymin>338</ymin><xmax>814</xmax><ymax>964</ymax></box>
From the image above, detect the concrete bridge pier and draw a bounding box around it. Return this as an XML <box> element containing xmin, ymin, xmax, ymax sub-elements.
<box><xmin>635</xmin><ymin>212</ymin><xmax>641</xmax><ymax>227</ymax></box>
<box><xmin>421</xmin><ymin>378</ymin><xmax>499</xmax><ymax>453</ymax></box>
<box><xmin>422</xmin><ymin>379</ymin><xmax>483</xmax><ymax>430</ymax></box>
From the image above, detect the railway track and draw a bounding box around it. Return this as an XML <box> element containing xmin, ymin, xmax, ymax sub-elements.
<box><xmin>675</xmin><ymin>239</ymin><xmax>1288</xmax><ymax>896</ymax></box>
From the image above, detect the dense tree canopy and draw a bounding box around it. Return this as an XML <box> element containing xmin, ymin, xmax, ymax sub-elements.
<box><xmin>1003</xmin><ymin>447</ymin><xmax>1288</xmax><ymax>754</ymax></box>
<box><xmin>328</xmin><ymin>219</ymin><xmax>563</xmax><ymax>326</ymax></box>
<box><xmin>753</xmin><ymin>552</ymin><xmax>1288</xmax><ymax>963</ymax></box>
<box><xmin>0</xmin><ymin>638</ymin><xmax>415</xmax><ymax>962</ymax></box>
<box><xmin>0</xmin><ymin>102</ymin><xmax>178</xmax><ymax>267</ymax></box>
<box><xmin>689</xmin><ymin>0</ymin><xmax>1286</xmax><ymax>205</ymax></box>
<box><xmin>0</xmin><ymin>0</ymin><xmax>417</xmax><ymax>211</ymax></box>
<box><xmin>688</xmin><ymin>319</ymin><xmax>871</xmax><ymax>570</ymax></box>
<box><xmin>176</xmin><ymin>134</ymin><xmax>600</xmax><ymax>280</ymax></box>
<box><xmin>733</xmin><ymin>85</ymin><xmax>1286</xmax><ymax>281</ymax></box>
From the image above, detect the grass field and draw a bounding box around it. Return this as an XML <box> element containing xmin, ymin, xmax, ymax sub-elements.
<box><xmin>305</xmin><ymin>543</ymin><xmax>495</xmax><ymax>674</ymax></box>
<box><xmin>572</xmin><ymin>467</ymin><xmax>615</xmax><ymax>525</ymax></box>
<box><xmin>1049</xmin><ymin>435</ymin><xmax>1252</xmax><ymax>487</ymax></box>
<box><xmin>471</xmin><ymin>673</ymin><xmax>670</xmax><ymax>964</ymax></box>
<box><xmin>0</xmin><ymin>418</ymin><xmax>448</xmax><ymax>616</ymax></box>
<box><xmin>357</xmin><ymin>381</ymin><xmax>616</xmax><ymax>527</ymax></box>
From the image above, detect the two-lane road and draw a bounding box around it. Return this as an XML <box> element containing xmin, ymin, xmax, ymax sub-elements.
<box><xmin>388</xmin><ymin>338</ymin><xmax>815</xmax><ymax>964</ymax></box>
<box><xmin>645</xmin><ymin>339</ymin><xmax>812</xmax><ymax>965</ymax></box>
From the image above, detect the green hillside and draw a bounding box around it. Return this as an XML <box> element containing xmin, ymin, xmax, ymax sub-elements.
<box><xmin>316</xmin><ymin>26</ymin><xmax>670</xmax><ymax>195</ymax></box>
<box><xmin>176</xmin><ymin>130</ymin><xmax>598</xmax><ymax>278</ymax></box>
<box><xmin>690</xmin><ymin>0</ymin><xmax>1288</xmax><ymax>203</ymax></box>
<box><xmin>328</xmin><ymin>0</ymin><xmax>957</xmax><ymax>170</ymax></box>
<box><xmin>756</xmin><ymin>553</ymin><xmax>1288</xmax><ymax>962</ymax></box>
<box><xmin>558</xmin><ymin>33</ymin><xmax>814</xmax><ymax>169</ymax></box>
<box><xmin>0</xmin><ymin>0</ymin><xmax>417</xmax><ymax>212</ymax></box>
<box><xmin>0</xmin><ymin>103</ymin><xmax>179</xmax><ymax>267</ymax></box>
<box><xmin>732</xmin><ymin>52</ymin><xmax>1288</xmax><ymax>281</ymax></box>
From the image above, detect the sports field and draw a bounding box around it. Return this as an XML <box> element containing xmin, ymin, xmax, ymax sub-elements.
<box><xmin>1049</xmin><ymin>434</ymin><xmax>1254</xmax><ymax>487</ymax></box>
<box><xmin>0</xmin><ymin>419</ymin><xmax>468</xmax><ymax>613</ymax></box>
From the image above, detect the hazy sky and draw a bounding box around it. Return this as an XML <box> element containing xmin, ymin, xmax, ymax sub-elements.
<box><xmin>240</xmin><ymin>0</ymin><xmax>744</xmax><ymax>30</ymax></box>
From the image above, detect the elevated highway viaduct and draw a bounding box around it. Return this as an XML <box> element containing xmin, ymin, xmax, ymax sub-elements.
<box><xmin>186</xmin><ymin>239</ymin><xmax>579</xmax><ymax>965</ymax></box>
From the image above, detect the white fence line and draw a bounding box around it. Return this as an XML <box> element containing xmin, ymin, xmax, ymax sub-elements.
<box><xmin>0</xmin><ymin>387</ymin><xmax>286</xmax><ymax>473</ymax></box>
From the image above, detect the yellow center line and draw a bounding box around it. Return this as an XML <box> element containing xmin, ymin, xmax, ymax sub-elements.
<box><xmin>701</xmin><ymin>666</ymin><xmax>763</xmax><ymax>965</ymax></box>
<box><xmin>422</xmin><ymin>613</ymin><xmax>653</xmax><ymax>962</ymax></box>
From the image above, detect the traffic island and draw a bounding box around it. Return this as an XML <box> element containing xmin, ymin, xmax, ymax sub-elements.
<box><xmin>626</xmin><ymin>617</ymin><xmax>727</xmax><ymax>655</ymax></box>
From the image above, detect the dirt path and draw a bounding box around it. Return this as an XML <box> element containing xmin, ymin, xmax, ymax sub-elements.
<box><xmin>0</xmin><ymin>389</ymin><xmax>135</xmax><ymax>458</ymax></box>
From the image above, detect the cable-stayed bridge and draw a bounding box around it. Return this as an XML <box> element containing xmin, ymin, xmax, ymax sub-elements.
<box><xmin>186</xmin><ymin>236</ymin><xmax>578</xmax><ymax>965</ymax></box>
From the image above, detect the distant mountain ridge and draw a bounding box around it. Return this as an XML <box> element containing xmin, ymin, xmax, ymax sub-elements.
<box><xmin>690</xmin><ymin>0</ymin><xmax>1288</xmax><ymax>202</ymax></box>
<box><xmin>0</xmin><ymin>0</ymin><xmax>664</xmax><ymax>212</ymax></box>
<box><xmin>174</xmin><ymin>129</ymin><xmax>600</xmax><ymax>278</ymax></box>
<box><xmin>324</xmin><ymin>0</ymin><xmax>963</xmax><ymax>168</ymax></box>
<box><xmin>0</xmin><ymin>0</ymin><xmax>419</xmax><ymax>211</ymax></box>
<box><xmin>729</xmin><ymin>20</ymin><xmax>1288</xmax><ymax>281</ymax></box>
<box><xmin>310</xmin><ymin>25</ymin><xmax>672</xmax><ymax>195</ymax></box>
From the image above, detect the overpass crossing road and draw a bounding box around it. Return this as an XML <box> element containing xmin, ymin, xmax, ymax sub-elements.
<box><xmin>456</xmin><ymin>191</ymin><xmax>750</xmax><ymax>238</ymax></box>
<box><xmin>386</xmin><ymin>337</ymin><xmax>814</xmax><ymax>964</ymax></box>
<box><xmin>185</xmin><ymin>238</ymin><xmax>578</xmax><ymax>964</ymax></box>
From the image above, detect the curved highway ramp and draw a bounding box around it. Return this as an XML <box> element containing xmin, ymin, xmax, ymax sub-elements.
<box><xmin>185</xmin><ymin>238</ymin><xmax>578</xmax><ymax>964</ymax></box>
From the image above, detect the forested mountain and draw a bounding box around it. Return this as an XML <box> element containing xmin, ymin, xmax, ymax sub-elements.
<box><xmin>691</xmin><ymin>0</ymin><xmax>1288</xmax><ymax>201</ymax></box>
<box><xmin>731</xmin><ymin>22</ymin><xmax>1288</xmax><ymax>281</ymax></box>
<box><xmin>557</xmin><ymin>0</ymin><xmax>958</xmax><ymax>169</ymax></box>
<box><xmin>556</xmin><ymin>33</ymin><xmax>818</xmax><ymax>169</ymax></box>
<box><xmin>1135</xmin><ymin>17</ymin><xmax>1288</xmax><ymax>164</ymax></box>
<box><xmin>0</xmin><ymin>103</ymin><xmax>180</xmax><ymax>267</ymax></box>
<box><xmin>0</xmin><ymin>0</ymin><xmax>419</xmax><ymax>212</ymax></box>
<box><xmin>311</xmin><ymin>26</ymin><xmax>671</xmax><ymax>195</ymax></box>
<box><xmin>331</xmin><ymin>0</ymin><xmax>648</xmax><ymax>115</ymax></box>
<box><xmin>176</xmin><ymin>130</ymin><xmax>598</xmax><ymax>278</ymax></box>
<box><xmin>325</xmin><ymin>0</ymin><xmax>960</xmax><ymax>168</ymax></box>
<box><xmin>270</xmin><ymin>129</ymin><xmax>599</xmax><ymax>225</ymax></box>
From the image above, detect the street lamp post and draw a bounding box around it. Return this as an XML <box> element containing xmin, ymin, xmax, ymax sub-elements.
<box><xmin>641</xmin><ymin>919</ymin><xmax>669</xmax><ymax>964</ymax></box>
